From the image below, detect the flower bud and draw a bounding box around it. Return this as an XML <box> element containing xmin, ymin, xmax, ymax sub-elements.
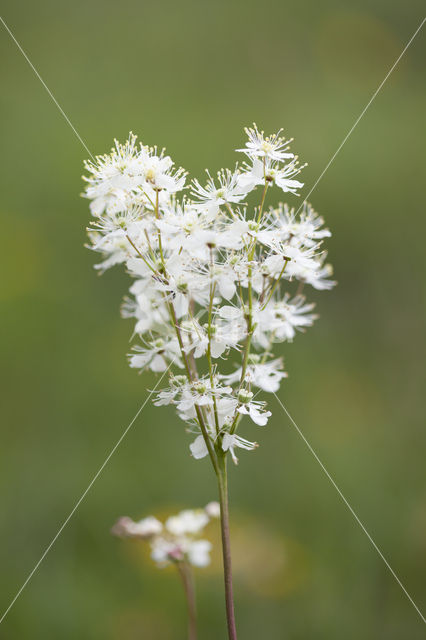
<box><xmin>238</xmin><ymin>389</ymin><xmax>254</xmax><ymax>404</ymax></box>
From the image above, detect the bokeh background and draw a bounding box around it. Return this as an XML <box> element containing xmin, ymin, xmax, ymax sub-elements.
<box><xmin>0</xmin><ymin>1</ymin><xmax>425</xmax><ymax>638</ymax></box>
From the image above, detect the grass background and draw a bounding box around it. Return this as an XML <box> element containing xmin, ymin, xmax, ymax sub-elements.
<box><xmin>0</xmin><ymin>1</ymin><xmax>425</xmax><ymax>637</ymax></box>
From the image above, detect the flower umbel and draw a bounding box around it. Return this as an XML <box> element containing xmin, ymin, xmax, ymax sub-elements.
<box><xmin>83</xmin><ymin>126</ymin><xmax>334</xmax><ymax>462</ymax></box>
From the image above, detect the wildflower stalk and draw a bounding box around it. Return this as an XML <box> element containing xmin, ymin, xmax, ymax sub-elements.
<box><xmin>85</xmin><ymin>125</ymin><xmax>335</xmax><ymax>640</ymax></box>
<box><xmin>177</xmin><ymin>561</ymin><xmax>198</xmax><ymax>640</ymax></box>
<box><xmin>216</xmin><ymin>451</ymin><xmax>237</xmax><ymax>640</ymax></box>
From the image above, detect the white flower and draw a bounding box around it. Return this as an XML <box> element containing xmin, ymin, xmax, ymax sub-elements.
<box><xmin>153</xmin><ymin>376</ymin><xmax>188</xmax><ymax>406</ymax></box>
<box><xmin>83</xmin><ymin>133</ymin><xmax>144</xmax><ymax>215</ymax></box>
<box><xmin>155</xmin><ymin>201</ymin><xmax>213</xmax><ymax>259</ymax></box>
<box><xmin>205</xmin><ymin>501</ymin><xmax>221</xmax><ymax>518</ymax></box>
<box><xmin>83</xmin><ymin>133</ymin><xmax>187</xmax><ymax>218</ymax></box>
<box><xmin>238</xmin><ymin>158</ymin><xmax>305</xmax><ymax>195</ymax></box>
<box><xmin>221</xmin><ymin>357</ymin><xmax>287</xmax><ymax>393</ymax></box>
<box><xmin>267</xmin><ymin>202</ymin><xmax>331</xmax><ymax>248</ymax></box>
<box><xmin>187</xmin><ymin>539</ymin><xmax>212</xmax><ymax>567</ymax></box>
<box><xmin>263</xmin><ymin>244</ymin><xmax>320</xmax><ymax>280</ymax></box>
<box><xmin>133</xmin><ymin>516</ymin><xmax>163</xmax><ymax>537</ymax></box>
<box><xmin>87</xmin><ymin>229</ymin><xmax>132</xmax><ymax>272</ymax></box>
<box><xmin>139</xmin><ymin>146</ymin><xmax>187</xmax><ymax>195</ymax></box>
<box><xmin>111</xmin><ymin>515</ymin><xmax>163</xmax><ymax>539</ymax></box>
<box><xmin>192</xmin><ymin>168</ymin><xmax>248</xmax><ymax>212</ymax></box>
<box><xmin>89</xmin><ymin>205</ymin><xmax>146</xmax><ymax>236</ymax></box>
<box><xmin>262</xmin><ymin>295</ymin><xmax>317</xmax><ymax>343</ymax></box>
<box><xmin>222</xmin><ymin>433</ymin><xmax>258</xmax><ymax>464</ymax></box>
<box><xmin>122</xmin><ymin>288</ymin><xmax>168</xmax><ymax>336</ymax></box>
<box><xmin>176</xmin><ymin>379</ymin><xmax>233</xmax><ymax>414</ymax></box>
<box><xmin>237</xmin><ymin>394</ymin><xmax>272</xmax><ymax>426</ymax></box>
<box><xmin>113</xmin><ymin>505</ymin><xmax>216</xmax><ymax>569</ymax></box>
<box><xmin>151</xmin><ymin>537</ymin><xmax>183</xmax><ymax>565</ymax></box>
<box><xmin>294</xmin><ymin>253</ymin><xmax>336</xmax><ymax>290</ymax></box>
<box><xmin>236</xmin><ymin>124</ymin><xmax>294</xmax><ymax>162</ymax></box>
<box><xmin>129</xmin><ymin>337</ymin><xmax>182</xmax><ymax>372</ymax></box>
<box><xmin>166</xmin><ymin>510</ymin><xmax>209</xmax><ymax>536</ymax></box>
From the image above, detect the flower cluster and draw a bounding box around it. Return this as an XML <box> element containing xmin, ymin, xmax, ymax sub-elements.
<box><xmin>83</xmin><ymin>125</ymin><xmax>335</xmax><ymax>464</ymax></box>
<box><xmin>111</xmin><ymin>502</ymin><xmax>220</xmax><ymax>568</ymax></box>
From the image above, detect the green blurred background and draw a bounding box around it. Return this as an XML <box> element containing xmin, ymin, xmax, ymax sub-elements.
<box><xmin>1</xmin><ymin>1</ymin><xmax>425</xmax><ymax>637</ymax></box>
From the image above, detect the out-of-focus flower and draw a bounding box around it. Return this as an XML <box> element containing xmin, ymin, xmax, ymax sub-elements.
<box><xmin>204</xmin><ymin>501</ymin><xmax>221</xmax><ymax>518</ymax></box>
<box><xmin>112</xmin><ymin>503</ymin><xmax>219</xmax><ymax>569</ymax></box>
<box><xmin>111</xmin><ymin>515</ymin><xmax>163</xmax><ymax>539</ymax></box>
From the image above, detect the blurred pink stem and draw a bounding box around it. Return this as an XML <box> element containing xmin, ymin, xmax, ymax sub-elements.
<box><xmin>177</xmin><ymin>561</ymin><xmax>197</xmax><ymax>640</ymax></box>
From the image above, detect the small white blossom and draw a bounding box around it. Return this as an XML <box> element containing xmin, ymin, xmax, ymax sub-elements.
<box><xmin>266</xmin><ymin>202</ymin><xmax>331</xmax><ymax>248</ymax></box>
<box><xmin>222</xmin><ymin>433</ymin><xmax>258</xmax><ymax>464</ymax></box>
<box><xmin>221</xmin><ymin>357</ymin><xmax>287</xmax><ymax>393</ymax></box>
<box><xmin>129</xmin><ymin>337</ymin><xmax>182</xmax><ymax>372</ymax></box>
<box><xmin>238</xmin><ymin>158</ymin><xmax>305</xmax><ymax>195</ymax></box>
<box><xmin>236</xmin><ymin>393</ymin><xmax>272</xmax><ymax>426</ymax></box>
<box><xmin>192</xmin><ymin>168</ymin><xmax>248</xmax><ymax>212</ymax></box>
<box><xmin>236</xmin><ymin>124</ymin><xmax>294</xmax><ymax>162</ymax></box>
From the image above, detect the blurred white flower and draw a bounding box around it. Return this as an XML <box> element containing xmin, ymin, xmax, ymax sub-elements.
<box><xmin>111</xmin><ymin>515</ymin><xmax>163</xmax><ymax>539</ymax></box>
<box><xmin>204</xmin><ymin>501</ymin><xmax>221</xmax><ymax>518</ymax></box>
<box><xmin>186</xmin><ymin>540</ymin><xmax>212</xmax><ymax>568</ymax></box>
<box><xmin>112</xmin><ymin>504</ymin><xmax>217</xmax><ymax>568</ymax></box>
<box><xmin>166</xmin><ymin>510</ymin><xmax>209</xmax><ymax>536</ymax></box>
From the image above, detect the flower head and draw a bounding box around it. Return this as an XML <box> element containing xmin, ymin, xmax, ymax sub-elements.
<box><xmin>84</xmin><ymin>126</ymin><xmax>335</xmax><ymax>465</ymax></box>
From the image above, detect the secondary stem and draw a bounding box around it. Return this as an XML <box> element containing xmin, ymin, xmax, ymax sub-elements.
<box><xmin>177</xmin><ymin>562</ymin><xmax>197</xmax><ymax>640</ymax></box>
<box><xmin>150</xmin><ymin>198</ymin><xmax>219</xmax><ymax>474</ymax></box>
<box><xmin>217</xmin><ymin>453</ymin><xmax>238</xmax><ymax>640</ymax></box>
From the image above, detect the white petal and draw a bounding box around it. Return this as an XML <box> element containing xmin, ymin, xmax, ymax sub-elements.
<box><xmin>187</xmin><ymin>540</ymin><xmax>212</xmax><ymax>567</ymax></box>
<box><xmin>218</xmin><ymin>305</ymin><xmax>240</xmax><ymax>319</ymax></box>
<box><xmin>219</xmin><ymin>276</ymin><xmax>236</xmax><ymax>301</ymax></box>
<box><xmin>189</xmin><ymin>435</ymin><xmax>209</xmax><ymax>459</ymax></box>
<box><xmin>249</xmin><ymin>405</ymin><xmax>271</xmax><ymax>426</ymax></box>
<box><xmin>210</xmin><ymin>339</ymin><xmax>226</xmax><ymax>359</ymax></box>
<box><xmin>150</xmin><ymin>354</ymin><xmax>167</xmax><ymax>372</ymax></box>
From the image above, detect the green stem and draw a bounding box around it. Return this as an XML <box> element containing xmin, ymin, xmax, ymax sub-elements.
<box><xmin>217</xmin><ymin>453</ymin><xmax>238</xmax><ymax>640</ymax></box>
<box><xmin>207</xmin><ymin>253</ymin><xmax>220</xmax><ymax>436</ymax></box>
<box><xmin>261</xmin><ymin>257</ymin><xmax>289</xmax><ymax>310</ymax></box>
<box><xmin>150</xmin><ymin>197</ymin><xmax>219</xmax><ymax>474</ymax></box>
<box><xmin>168</xmin><ymin>301</ymin><xmax>219</xmax><ymax>475</ymax></box>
